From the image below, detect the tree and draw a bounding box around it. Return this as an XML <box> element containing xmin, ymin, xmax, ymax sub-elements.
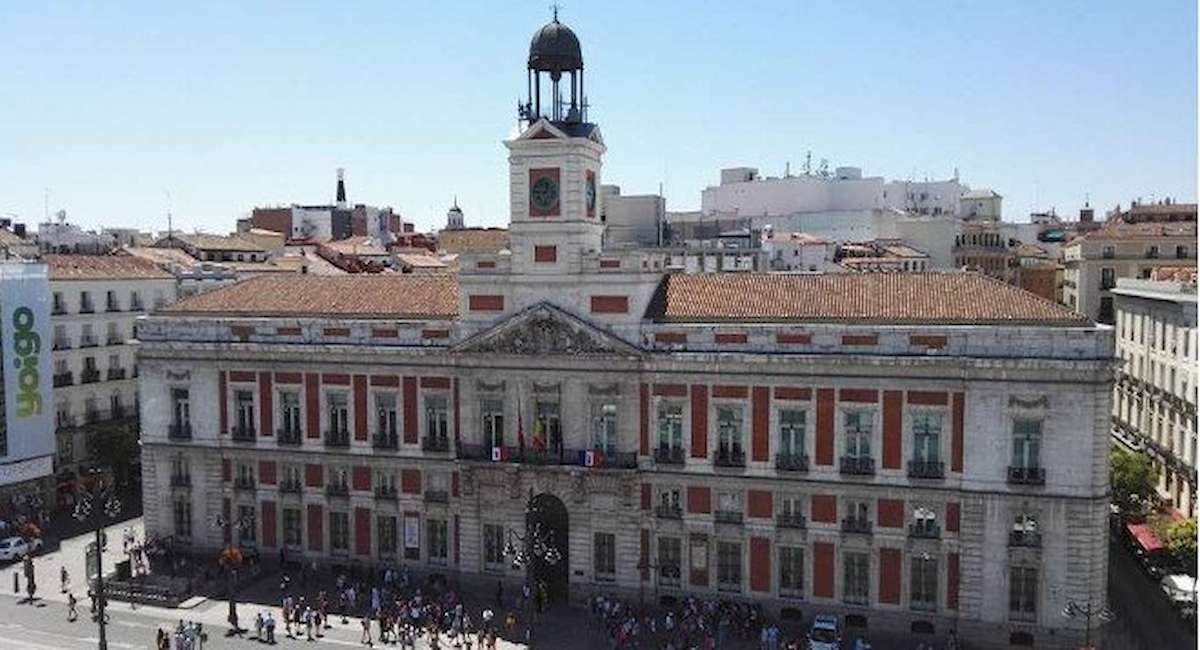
<box><xmin>1167</xmin><ymin>518</ymin><xmax>1197</xmax><ymax>574</ymax></box>
<box><xmin>1110</xmin><ymin>449</ymin><xmax>1158</xmax><ymax>512</ymax></box>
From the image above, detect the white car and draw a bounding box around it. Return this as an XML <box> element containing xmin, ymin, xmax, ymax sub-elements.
<box><xmin>808</xmin><ymin>614</ymin><xmax>841</xmax><ymax>650</ymax></box>
<box><xmin>0</xmin><ymin>536</ymin><xmax>42</xmax><ymax>561</ymax></box>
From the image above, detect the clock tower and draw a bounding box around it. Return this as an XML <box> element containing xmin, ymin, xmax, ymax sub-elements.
<box><xmin>506</xmin><ymin>13</ymin><xmax>605</xmax><ymax>274</ymax></box>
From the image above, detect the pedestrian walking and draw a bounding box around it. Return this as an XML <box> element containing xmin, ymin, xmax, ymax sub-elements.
<box><xmin>67</xmin><ymin>592</ymin><xmax>78</xmax><ymax>622</ymax></box>
<box><xmin>60</xmin><ymin>566</ymin><xmax>69</xmax><ymax>593</ymax></box>
<box><xmin>361</xmin><ymin>615</ymin><xmax>373</xmax><ymax>645</ymax></box>
<box><xmin>304</xmin><ymin>606</ymin><xmax>315</xmax><ymax>641</ymax></box>
<box><xmin>266</xmin><ymin>612</ymin><xmax>277</xmax><ymax>644</ymax></box>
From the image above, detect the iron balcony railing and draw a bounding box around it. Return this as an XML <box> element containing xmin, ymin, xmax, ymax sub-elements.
<box><xmin>106</xmin><ymin>299</ymin><xmax>121</xmax><ymax>312</ymax></box>
<box><xmin>1007</xmin><ymin>466</ymin><xmax>1046</xmax><ymax>486</ymax></box>
<box><xmin>654</xmin><ymin>445</ymin><xmax>686</xmax><ymax>465</ymax></box>
<box><xmin>776</xmin><ymin>452</ymin><xmax>809</xmax><ymax>472</ymax></box>
<box><xmin>169</xmin><ymin>474</ymin><xmax>191</xmax><ymax>488</ymax></box>
<box><xmin>777</xmin><ymin>513</ymin><xmax>806</xmax><ymax>529</ymax></box>
<box><xmin>279</xmin><ymin>480</ymin><xmax>303</xmax><ymax>494</ymax></box>
<box><xmin>79</xmin><ymin>335</ymin><xmax>98</xmax><ymax>348</ymax></box>
<box><xmin>52</xmin><ymin>338</ymin><xmax>71</xmax><ymax>351</ymax></box>
<box><xmin>107</xmin><ymin>367</ymin><xmax>127</xmax><ymax>381</ymax></box>
<box><xmin>325</xmin><ymin>484</ymin><xmax>350</xmax><ymax>498</ymax></box>
<box><xmin>79</xmin><ymin>302</ymin><xmax>94</xmax><ymax>314</ymax></box>
<box><xmin>1008</xmin><ymin>530</ymin><xmax>1042</xmax><ymax>548</ymax></box>
<box><xmin>841</xmin><ymin>517</ymin><xmax>873</xmax><ymax>535</ymax></box>
<box><xmin>658</xmin><ymin>565</ymin><xmax>681</xmax><ymax>587</ymax></box>
<box><xmin>324</xmin><ymin>430</ymin><xmax>350</xmax><ymax>448</ymax></box>
<box><xmin>422</xmin><ymin>435</ymin><xmax>450</xmax><ymax>452</ymax></box>
<box><xmin>424</xmin><ymin>489</ymin><xmax>449</xmax><ymax>503</ymax></box>
<box><xmin>52</xmin><ymin>302</ymin><xmax>67</xmax><ymax>315</ymax></box>
<box><xmin>714</xmin><ymin>510</ymin><xmax>743</xmax><ymax>524</ymax></box>
<box><xmin>713</xmin><ymin>446</ymin><xmax>746</xmax><ymax>468</ymax></box>
<box><xmin>231</xmin><ymin>426</ymin><xmax>256</xmax><ymax>443</ymax></box>
<box><xmin>655</xmin><ymin>504</ymin><xmax>683</xmax><ymax>519</ymax></box>
<box><xmin>908</xmin><ymin>523</ymin><xmax>942</xmax><ymax>539</ymax></box>
<box><xmin>233</xmin><ymin>477</ymin><xmax>256</xmax><ymax>491</ymax></box>
<box><xmin>375</xmin><ymin>486</ymin><xmax>399</xmax><ymax>500</ymax></box>
<box><xmin>168</xmin><ymin>422</ymin><xmax>193</xmax><ymax>440</ymax></box>
<box><xmin>839</xmin><ymin>456</ymin><xmax>876</xmax><ymax>476</ymax></box>
<box><xmin>276</xmin><ymin>429</ymin><xmax>303</xmax><ymax>446</ymax></box>
<box><xmin>53</xmin><ymin>372</ymin><xmax>73</xmax><ymax>387</ymax></box>
<box><xmin>80</xmin><ymin>369</ymin><xmax>101</xmax><ymax>384</ymax></box>
<box><xmin>908</xmin><ymin>459</ymin><xmax>945</xmax><ymax>479</ymax></box>
<box><xmin>373</xmin><ymin>433</ymin><xmax>399</xmax><ymax>450</ymax></box>
<box><xmin>456</xmin><ymin>443</ymin><xmax>636</xmax><ymax>469</ymax></box>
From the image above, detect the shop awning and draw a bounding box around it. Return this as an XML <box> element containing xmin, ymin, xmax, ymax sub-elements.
<box><xmin>1128</xmin><ymin>523</ymin><xmax>1165</xmax><ymax>552</ymax></box>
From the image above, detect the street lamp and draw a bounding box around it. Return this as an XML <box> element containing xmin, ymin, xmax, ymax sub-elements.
<box><xmin>1061</xmin><ymin>599</ymin><xmax>1113</xmax><ymax>649</ymax></box>
<box><xmin>502</xmin><ymin>490</ymin><xmax>563</xmax><ymax>570</ymax></box>
<box><xmin>214</xmin><ymin>513</ymin><xmax>253</xmax><ymax>634</ymax></box>
<box><xmin>72</xmin><ymin>468</ymin><xmax>122</xmax><ymax>650</ymax></box>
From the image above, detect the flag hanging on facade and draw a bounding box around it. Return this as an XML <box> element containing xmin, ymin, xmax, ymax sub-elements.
<box><xmin>517</xmin><ymin>399</ymin><xmax>525</xmax><ymax>455</ymax></box>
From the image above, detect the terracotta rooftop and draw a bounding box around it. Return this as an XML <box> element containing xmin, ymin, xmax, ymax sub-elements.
<box><xmin>1072</xmin><ymin>221</ymin><xmax>1196</xmax><ymax>243</ymax></box>
<box><xmin>437</xmin><ymin>228</ymin><xmax>510</xmax><ymax>255</ymax></box>
<box><xmin>647</xmin><ymin>272</ymin><xmax>1088</xmax><ymax>325</ymax></box>
<box><xmin>45</xmin><ymin>254</ymin><xmax>174</xmax><ymax>281</ymax></box>
<box><xmin>162</xmin><ymin>232</ymin><xmax>267</xmax><ymax>252</ymax></box>
<box><xmin>164</xmin><ymin>274</ymin><xmax>457</xmax><ymax>319</ymax></box>
<box><xmin>320</xmin><ymin>237</ymin><xmax>389</xmax><ymax>256</ymax></box>
<box><xmin>122</xmin><ymin>246</ymin><xmax>201</xmax><ymax>268</ymax></box>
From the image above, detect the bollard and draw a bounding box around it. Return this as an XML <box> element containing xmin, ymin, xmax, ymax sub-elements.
<box><xmin>12</xmin><ymin>572</ymin><xmax>18</xmax><ymax>594</ymax></box>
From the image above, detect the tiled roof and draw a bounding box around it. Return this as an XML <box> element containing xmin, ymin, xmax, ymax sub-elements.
<box><xmin>395</xmin><ymin>253</ymin><xmax>447</xmax><ymax>268</ymax></box>
<box><xmin>45</xmin><ymin>254</ymin><xmax>173</xmax><ymax>281</ymax></box>
<box><xmin>165</xmin><ymin>233</ymin><xmax>266</xmax><ymax>252</ymax></box>
<box><xmin>320</xmin><ymin>237</ymin><xmax>388</xmax><ymax>256</ymax></box>
<box><xmin>122</xmin><ymin>246</ymin><xmax>201</xmax><ymax>268</ymax></box>
<box><xmin>437</xmin><ymin>228</ymin><xmax>510</xmax><ymax>255</ymax></box>
<box><xmin>647</xmin><ymin>272</ymin><xmax>1088</xmax><ymax>325</ymax></box>
<box><xmin>1075</xmin><ymin>222</ymin><xmax>1196</xmax><ymax>242</ymax></box>
<box><xmin>164</xmin><ymin>274</ymin><xmax>457</xmax><ymax>319</ymax></box>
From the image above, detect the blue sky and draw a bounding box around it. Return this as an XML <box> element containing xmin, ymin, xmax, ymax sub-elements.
<box><xmin>1</xmin><ymin>1</ymin><xmax>1195</xmax><ymax>233</ymax></box>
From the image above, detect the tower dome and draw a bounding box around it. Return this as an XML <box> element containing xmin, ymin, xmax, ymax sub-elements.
<box><xmin>528</xmin><ymin>17</ymin><xmax>583</xmax><ymax>74</ymax></box>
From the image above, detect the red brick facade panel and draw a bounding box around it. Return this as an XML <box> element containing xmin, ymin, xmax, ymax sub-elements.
<box><xmin>714</xmin><ymin>333</ymin><xmax>747</xmax><ymax>344</ymax></box>
<box><xmin>259</xmin><ymin>372</ymin><xmax>274</xmax><ymax>436</ymax></box>
<box><xmin>752</xmin><ymin>386</ymin><xmax>769</xmax><ymax>462</ymax></box>
<box><xmin>305</xmin><ymin>464</ymin><xmax>323</xmax><ymax>488</ymax></box>
<box><xmin>811</xmin><ymin>494</ymin><xmax>836</xmax><ymax>523</ymax></box>
<box><xmin>878</xmin><ymin>498</ymin><xmax>905</xmax><ymax>528</ymax></box>
<box><xmin>639</xmin><ymin>383</ymin><xmax>649</xmax><ymax>455</ymax></box>
<box><xmin>305</xmin><ymin>373</ymin><xmax>320</xmax><ymax>438</ymax></box>
<box><xmin>838</xmin><ymin>388</ymin><xmax>878</xmax><ymax>403</ymax></box>
<box><xmin>219</xmin><ymin>371</ymin><xmax>228</xmax><ymax>434</ymax></box>
<box><xmin>909</xmin><ymin>335</ymin><xmax>948</xmax><ymax>349</ymax></box>
<box><xmin>401</xmin><ymin>469</ymin><xmax>421</xmax><ymax>494</ymax></box>
<box><xmin>655</xmin><ymin>332</ymin><xmax>687</xmax><ymax>344</ymax></box>
<box><xmin>750</xmin><ymin>537</ymin><xmax>771</xmax><ymax>593</ymax></box>
<box><xmin>774</xmin><ymin>387</ymin><xmax>811</xmax><ymax>401</ymax></box>
<box><xmin>275</xmin><ymin>372</ymin><xmax>302</xmax><ymax>384</ymax></box>
<box><xmin>907</xmin><ymin>390</ymin><xmax>948</xmax><ymax>406</ymax></box>
<box><xmin>776</xmin><ymin>332</ymin><xmax>812</xmax><ymax>345</ymax></box>
<box><xmin>307</xmin><ymin>504</ymin><xmax>323</xmax><ymax>552</ymax></box>
<box><xmin>712</xmin><ymin>385</ymin><xmax>748</xmax><ymax>399</ymax></box>
<box><xmin>590</xmin><ymin>296</ymin><xmax>629</xmax><ymax>314</ymax></box>
<box><xmin>276</xmin><ymin>327</ymin><xmax>301</xmax><ymax>336</ymax></box>
<box><xmin>652</xmin><ymin>384</ymin><xmax>687</xmax><ymax>397</ymax></box>
<box><xmin>229</xmin><ymin>370</ymin><xmax>256</xmax><ymax>383</ymax></box>
<box><xmin>352</xmin><ymin>466</ymin><xmax>371</xmax><ymax>492</ymax></box>
<box><xmin>421</xmin><ymin>376</ymin><xmax>451</xmax><ymax>389</ymax></box>
<box><xmin>403</xmin><ymin>377</ymin><xmax>418</xmax><ymax>443</ymax></box>
<box><xmin>534</xmin><ymin>245</ymin><xmax>557</xmax><ymax>263</ymax></box>
<box><xmin>952</xmin><ymin>392</ymin><xmax>965</xmax><ymax>472</ymax></box>
<box><xmin>947</xmin><ymin>553</ymin><xmax>960</xmax><ymax>610</ymax></box>
<box><xmin>640</xmin><ymin>529</ymin><xmax>650</xmax><ymax>579</ymax></box>
<box><xmin>882</xmin><ymin>391</ymin><xmax>903</xmax><ymax>470</ymax></box>
<box><xmin>599</xmin><ymin>259</ymin><xmax>620</xmax><ymax>269</ymax></box>
<box><xmin>813</xmin><ymin>542</ymin><xmax>834</xmax><ymax>598</ymax></box>
<box><xmin>421</xmin><ymin>329</ymin><xmax>450</xmax><ymax>339</ymax></box>
<box><xmin>355</xmin><ymin>507</ymin><xmax>371</xmax><ymax>557</ymax></box>
<box><xmin>323</xmin><ymin>373</ymin><xmax>350</xmax><ymax>385</ymax></box>
<box><xmin>690</xmin><ymin>386</ymin><xmax>709</xmax><ymax>458</ymax></box>
<box><xmin>221</xmin><ymin>458</ymin><xmax>231</xmax><ymax>482</ymax></box>
<box><xmin>946</xmin><ymin>502</ymin><xmax>960</xmax><ymax>533</ymax></box>
<box><xmin>815</xmin><ymin>389</ymin><xmax>835</xmax><ymax>465</ymax></box>
<box><xmin>879</xmin><ymin>547</ymin><xmax>901</xmax><ymax>604</ymax></box>
<box><xmin>841</xmin><ymin>333</ymin><xmax>879</xmax><ymax>346</ymax></box>
<box><xmin>687</xmin><ymin>486</ymin><xmax>711</xmax><ymax>514</ymax></box>
<box><xmin>258</xmin><ymin>460</ymin><xmax>276</xmax><ymax>485</ymax></box>
<box><xmin>371</xmin><ymin>328</ymin><xmax>399</xmax><ymax>339</ymax></box>
<box><xmin>323</xmin><ymin>328</ymin><xmax>350</xmax><ymax>337</ymax></box>
<box><xmin>261</xmin><ymin>500</ymin><xmax>276</xmax><ymax>548</ymax></box>
<box><xmin>641</xmin><ymin>483</ymin><xmax>651</xmax><ymax>510</ymax></box>
<box><xmin>747</xmin><ymin>490</ymin><xmax>773</xmax><ymax>519</ymax></box>
<box><xmin>370</xmin><ymin>375</ymin><xmax>400</xmax><ymax>387</ymax></box>
<box><xmin>354</xmin><ymin>375</ymin><xmax>368</xmax><ymax>441</ymax></box>
<box><xmin>469</xmin><ymin>295</ymin><xmax>505</xmax><ymax>312</ymax></box>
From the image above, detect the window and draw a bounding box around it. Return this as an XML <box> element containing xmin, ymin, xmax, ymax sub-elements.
<box><xmin>1147</xmin><ymin>245</ymin><xmax>1160</xmax><ymax>259</ymax></box>
<box><xmin>1102</xmin><ymin>246</ymin><xmax>1114</xmax><ymax>259</ymax></box>
<box><xmin>1099</xmin><ymin>296</ymin><xmax>1114</xmax><ymax>324</ymax></box>
<box><xmin>427</xmin><ymin>472</ymin><xmax>449</xmax><ymax>500</ymax></box>
<box><xmin>717</xmin><ymin>491</ymin><xmax>743</xmax><ymax>519</ymax></box>
<box><xmin>1009</xmin><ymin>566</ymin><xmax>1038</xmax><ymax>621</ymax></box>
<box><xmin>171</xmin><ymin>454</ymin><xmax>190</xmax><ymax>482</ymax></box>
<box><xmin>1011</xmin><ymin>513</ymin><xmax>1040</xmax><ymax>546</ymax></box>
<box><xmin>779</xmin><ymin>546</ymin><xmax>804</xmax><ymax>596</ymax></box>
<box><xmin>52</xmin><ymin>292</ymin><xmax>66</xmax><ymax>314</ymax></box>
<box><xmin>1176</xmin><ymin>245</ymin><xmax>1188</xmax><ymax>259</ymax></box>
<box><xmin>238</xmin><ymin>505</ymin><xmax>257</xmax><ymax>546</ymax></box>
<box><xmin>911</xmin><ymin>506</ymin><xmax>939</xmax><ymax>537</ymax></box>
<box><xmin>375</xmin><ymin>393</ymin><xmax>397</xmax><ymax>441</ymax></box>
<box><xmin>57</xmin><ymin>432</ymin><xmax>73</xmax><ymax>464</ymax></box>
<box><xmin>375</xmin><ymin>470</ymin><xmax>396</xmax><ymax>496</ymax></box>
<box><xmin>843</xmin><ymin>410</ymin><xmax>872</xmax><ymax>458</ymax></box>
<box><xmin>425</xmin><ymin>394</ymin><xmax>449</xmax><ymax>442</ymax></box>
<box><xmin>428</xmin><ymin>519</ymin><xmax>448</xmax><ymax>564</ymax></box>
<box><xmin>716</xmin><ymin>405</ymin><xmax>744</xmax><ymax>460</ymax></box>
<box><xmin>280</xmin><ymin>391</ymin><xmax>302</xmax><ymax>436</ymax></box>
<box><xmin>234</xmin><ymin>389</ymin><xmax>255</xmax><ymax>435</ymax></box>
<box><xmin>779</xmin><ymin>409</ymin><xmax>806</xmax><ymax>456</ymax></box>
<box><xmin>81</xmin><ymin>323</ymin><xmax>96</xmax><ymax>347</ymax></box>
<box><xmin>912</xmin><ymin>413</ymin><xmax>942</xmax><ymax>463</ymax></box>
<box><xmin>535</xmin><ymin>400</ymin><xmax>561</xmax><ymax>453</ymax></box>
<box><xmin>657</xmin><ymin>487</ymin><xmax>682</xmax><ymax>515</ymax></box>
<box><xmin>282</xmin><ymin>508</ymin><xmax>301</xmax><ymax>547</ymax></box>
<box><xmin>130</xmin><ymin>291</ymin><xmax>143</xmax><ymax>311</ymax></box>
<box><xmin>1011</xmin><ymin>419</ymin><xmax>1042</xmax><ymax>469</ymax></box>
<box><xmin>329</xmin><ymin>466</ymin><xmax>349</xmax><ymax>491</ymax></box>
<box><xmin>846</xmin><ymin>499</ymin><xmax>870</xmax><ymax>526</ymax></box>
<box><xmin>235</xmin><ymin>462</ymin><xmax>254</xmax><ymax>486</ymax></box>
<box><xmin>330</xmin><ymin>512</ymin><xmax>349</xmax><ymax>553</ymax></box>
<box><xmin>481</xmin><ymin>398</ymin><xmax>505</xmax><ymax>449</ymax></box>
<box><xmin>591</xmin><ymin>403</ymin><xmax>617</xmax><ymax>455</ymax></box>
<box><xmin>79</xmin><ymin>291</ymin><xmax>93</xmax><ymax>313</ymax></box>
<box><xmin>717</xmin><ymin>541</ymin><xmax>742</xmax><ymax>591</ymax></box>
<box><xmin>843</xmin><ymin>551</ymin><xmax>870</xmax><ymax>605</ymax></box>
<box><xmin>483</xmin><ymin>524</ymin><xmax>505</xmax><ymax>568</ymax></box>
<box><xmin>594</xmin><ymin>532</ymin><xmax>616</xmax><ymax>580</ymax></box>
<box><xmin>377</xmin><ymin>516</ymin><xmax>398</xmax><ymax>556</ymax></box>
<box><xmin>53</xmin><ymin>325</ymin><xmax>68</xmax><ymax>350</ymax></box>
<box><xmin>281</xmin><ymin>465</ymin><xmax>302</xmax><ymax>490</ymax></box>
<box><xmin>106</xmin><ymin>290</ymin><xmax>119</xmax><ymax>311</ymax></box>
<box><xmin>779</xmin><ymin>494</ymin><xmax>804</xmax><ymax>526</ymax></box>
<box><xmin>657</xmin><ymin>403</ymin><xmax>684</xmax><ymax>451</ymax></box>
<box><xmin>173</xmin><ymin>499</ymin><xmax>192</xmax><ymax>538</ymax></box>
<box><xmin>1100</xmin><ymin>267</ymin><xmax>1116</xmax><ymax>290</ymax></box>
<box><xmin>658</xmin><ymin>537</ymin><xmax>682</xmax><ymax>585</ymax></box>
<box><xmin>327</xmin><ymin>392</ymin><xmax>349</xmax><ymax>434</ymax></box>
<box><xmin>911</xmin><ymin>556</ymin><xmax>938</xmax><ymax>611</ymax></box>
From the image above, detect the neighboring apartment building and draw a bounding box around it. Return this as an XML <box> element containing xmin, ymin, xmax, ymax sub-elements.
<box><xmin>953</xmin><ymin>223</ymin><xmax>1015</xmax><ymax>282</ymax></box>
<box><xmin>1110</xmin><ymin>274</ymin><xmax>1198</xmax><ymax>517</ymax></box>
<box><xmin>1061</xmin><ymin>218</ymin><xmax>1197</xmax><ymax>324</ymax></box>
<box><xmin>48</xmin><ymin>255</ymin><xmax>176</xmax><ymax>501</ymax></box>
<box><xmin>137</xmin><ymin>17</ymin><xmax>1113</xmax><ymax>650</ymax></box>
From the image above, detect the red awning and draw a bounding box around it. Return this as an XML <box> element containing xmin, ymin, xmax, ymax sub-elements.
<box><xmin>1128</xmin><ymin>523</ymin><xmax>1165</xmax><ymax>552</ymax></box>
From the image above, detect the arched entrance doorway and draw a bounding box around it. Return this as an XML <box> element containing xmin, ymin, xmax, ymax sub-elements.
<box><xmin>526</xmin><ymin>493</ymin><xmax>569</xmax><ymax>603</ymax></box>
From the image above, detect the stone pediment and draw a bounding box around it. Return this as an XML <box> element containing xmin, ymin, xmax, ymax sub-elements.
<box><xmin>453</xmin><ymin>302</ymin><xmax>641</xmax><ymax>357</ymax></box>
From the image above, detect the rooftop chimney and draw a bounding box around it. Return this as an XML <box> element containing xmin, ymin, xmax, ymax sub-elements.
<box><xmin>1079</xmin><ymin>206</ymin><xmax>1094</xmax><ymax>224</ymax></box>
<box><xmin>336</xmin><ymin>168</ymin><xmax>347</xmax><ymax>207</ymax></box>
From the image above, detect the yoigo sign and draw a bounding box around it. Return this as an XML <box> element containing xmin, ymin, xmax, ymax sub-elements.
<box><xmin>0</xmin><ymin>264</ymin><xmax>54</xmax><ymax>480</ymax></box>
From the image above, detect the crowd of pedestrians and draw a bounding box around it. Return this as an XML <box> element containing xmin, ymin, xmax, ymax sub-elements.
<box><xmin>590</xmin><ymin>593</ymin><xmax>786</xmax><ymax>649</ymax></box>
<box><xmin>156</xmin><ymin>619</ymin><xmax>207</xmax><ymax>650</ymax></box>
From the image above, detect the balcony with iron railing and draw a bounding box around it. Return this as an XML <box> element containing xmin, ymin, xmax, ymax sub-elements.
<box><xmin>53</xmin><ymin>371</ymin><xmax>73</xmax><ymax>387</ymax></box>
<box><xmin>279</xmin><ymin>480</ymin><xmax>303</xmax><ymax>494</ymax></box>
<box><xmin>422</xmin><ymin>435</ymin><xmax>451</xmax><ymax>452</ymax></box>
<box><xmin>106</xmin><ymin>299</ymin><xmax>122</xmax><ymax>312</ymax></box>
<box><xmin>777</xmin><ymin>513</ymin><xmax>807</xmax><ymax>529</ymax></box>
<box><xmin>1007</xmin><ymin>466</ymin><xmax>1046</xmax><ymax>486</ymax></box>
<box><xmin>714</xmin><ymin>510</ymin><xmax>744</xmax><ymax>525</ymax></box>
<box><xmin>276</xmin><ymin>428</ymin><xmax>303</xmax><ymax>446</ymax></box>
<box><xmin>654</xmin><ymin>445</ymin><xmax>685</xmax><ymax>465</ymax></box>
<box><xmin>456</xmin><ymin>443</ymin><xmax>637</xmax><ymax>469</ymax></box>
<box><xmin>324</xmin><ymin>430</ymin><xmax>351</xmax><ymax>448</ymax></box>
<box><xmin>655</xmin><ymin>504</ymin><xmax>683</xmax><ymax>519</ymax></box>
<box><xmin>79</xmin><ymin>301</ymin><xmax>95</xmax><ymax>314</ymax></box>
<box><xmin>375</xmin><ymin>486</ymin><xmax>398</xmax><ymax>500</ymax></box>
<box><xmin>909</xmin><ymin>523</ymin><xmax>942</xmax><ymax>539</ymax></box>
<box><xmin>168</xmin><ymin>422</ymin><xmax>193</xmax><ymax>440</ymax></box>
<box><xmin>233</xmin><ymin>477</ymin><xmax>256</xmax><ymax>491</ymax></box>
<box><xmin>325</xmin><ymin>483</ymin><xmax>350</xmax><ymax>498</ymax></box>
<box><xmin>713</xmin><ymin>445</ymin><xmax>746</xmax><ymax>468</ymax></box>
<box><xmin>908</xmin><ymin>459</ymin><xmax>945</xmax><ymax>480</ymax></box>
<box><xmin>52</xmin><ymin>338</ymin><xmax>71</xmax><ymax>351</ymax></box>
<box><xmin>839</xmin><ymin>456</ymin><xmax>876</xmax><ymax>476</ymax></box>
<box><xmin>107</xmin><ymin>367</ymin><xmax>127</xmax><ymax>381</ymax></box>
<box><xmin>841</xmin><ymin>517</ymin><xmax>873</xmax><ymax>535</ymax></box>
<box><xmin>231</xmin><ymin>425</ymin><xmax>257</xmax><ymax>443</ymax></box>
<box><xmin>79</xmin><ymin>335</ymin><xmax>98</xmax><ymax>348</ymax></box>
<box><xmin>107</xmin><ymin>333</ymin><xmax>124</xmax><ymax>346</ymax></box>
<box><xmin>373</xmin><ymin>432</ymin><xmax>399</xmax><ymax>450</ymax></box>
<box><xmin>776</xmin><ymin>452</ymin><xmax>809</xmax><ymax>472</ymax></box>
<box><xmin>80</xmin><ymin>369</ymin><xmax>100</xmax><ymax>384</ymax></box>
<box><xmin>424</xmin><ymin>489</ymin><xmax>449</xmax><ymax>503</ymax></box>
<box><xmin>169</xmin><ymin>474</ymin><xmax>191</xmax><ymax>488</ymax></box>
<box><xmin>658</xmin><ymin>565</ymin><xmax>681</xmax><ymax>588</ymax></box>
<box><xmin>52</xmin><ymin>302</ymin><xmax>67</xmax><ymax>316</ymax></box>
<box><xmin>1008</xmin><ymin>530</ymin><xmax>1042</xmax><ymax>548</ymax></box>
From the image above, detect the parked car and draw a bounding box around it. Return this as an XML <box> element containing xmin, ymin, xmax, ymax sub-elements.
<box><xmin>0</xmin><ymin>536</ymin><xmax>41</xmax><ymax>562</ymax></box>
<box><xmin>807</xmin><ymin>614</ymin><xmax>841</xmax><ymax>650</ymax></box>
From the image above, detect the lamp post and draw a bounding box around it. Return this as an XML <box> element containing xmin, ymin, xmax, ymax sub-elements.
<box><xmin>1062</xmin><ymin>599</ymin><xmax>1113</xmax><ymax>649</ymax></box>
<box><xmin>214</xmin><ymin>513</ymin><xmax>253</xmax><ymax>634</ymax></box>
<box><xmin>502</xmin><ymin>490</ymin><xmax>562</xmax><ymax>640</ymax></box>
<box><xmin>72</xmin><ymin>468</ymin><xmax>122</xmax><ymax>650</ymax></box>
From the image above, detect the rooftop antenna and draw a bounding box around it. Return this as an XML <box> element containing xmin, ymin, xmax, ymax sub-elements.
<box><xmin>1084</xmin><ymin>192</ymin><xmax>1090</xmax><ymax>208</ymax></box>
<box><xmin>165</xmin><ymin>190</ymin><xmax>174</xmax><ymax>243</ymax></box>
<box><xmin>802</xmin><ymin>151</ymin><xmax>812</xmax><ymax>176</ymax></box>
<box><xmin>551</xmin><ymin>3</ymin><xmax>560</xmax><ymax>21</ymax></box>
<box><xmin>784</xmin><ymin>161</ymin><xmax>791</xmax><ymax>178</ymax></box>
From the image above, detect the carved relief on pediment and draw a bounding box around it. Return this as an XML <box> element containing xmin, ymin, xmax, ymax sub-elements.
<box><xmin>455</xmin><ymin>304</ymin><xmax>639</xmax><ymax>357</ymax></box>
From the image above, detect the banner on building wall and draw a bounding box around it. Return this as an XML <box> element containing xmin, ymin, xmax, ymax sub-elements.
<box><xmin>404</xmin><ymin>517</ymin><xmax>420</xmax><ymax>550</ymax></box>
<box><xmin>0</xmin><ymin>264</ymin><xmax>54</xmax><ymax>487</ymax></box>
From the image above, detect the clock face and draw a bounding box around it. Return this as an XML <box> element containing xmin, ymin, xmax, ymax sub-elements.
<box><xmin>530</xmin><ymin>176</ymin><xmax>559</xmax><ymax>212</ymax></box>
<box><xmin>586</xmin><ymin>175</ymin><xmax>596</xmax><ymax>213</ymax></box>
